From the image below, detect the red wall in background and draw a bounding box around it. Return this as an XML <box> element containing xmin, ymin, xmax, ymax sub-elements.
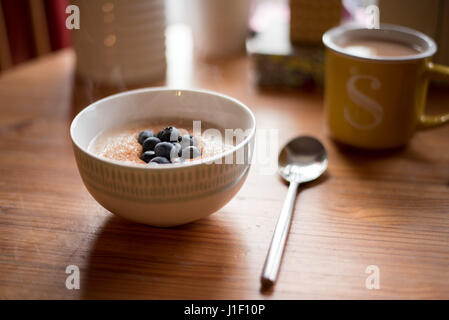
<box><xmin>1</xmin><ymin>0</ymin><xmax>35</xmax><ymax>65</ymax></box>
<box><xmin>2</xmin><ymin>0</ymin><xmax>71</xmax><ymax>66</ymax></box>
<box><xmin>44</xmin><ymin>0</ymin><xmax>71</xmax><ymax>51</ymax></box>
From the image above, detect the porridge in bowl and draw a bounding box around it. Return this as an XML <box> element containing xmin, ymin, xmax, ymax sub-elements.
<box><xmin>88</xmin><ymin>118</ymin><xmax>234</xmax><ymax>165</ymax></box>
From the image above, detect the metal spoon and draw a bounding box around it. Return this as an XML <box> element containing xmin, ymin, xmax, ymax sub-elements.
<box><xmin>261</xmin><ymin>136</ymin><xmax>328</xmax><ymax>289</ymax></box>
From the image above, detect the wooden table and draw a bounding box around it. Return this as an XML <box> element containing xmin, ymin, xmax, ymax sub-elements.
<box><xmin>0</xmin><ymin>49</ymin><xmax>448</xmax><ymax>299</ymax></box>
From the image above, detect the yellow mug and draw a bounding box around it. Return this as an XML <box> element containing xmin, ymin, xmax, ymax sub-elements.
<box><xmin>322</xmin><ymin>24</ymin><xmax>449</xmax><ymax>149</ymax></box>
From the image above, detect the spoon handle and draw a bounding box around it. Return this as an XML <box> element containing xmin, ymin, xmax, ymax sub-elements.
<box><xmin>261</xmin><ymin>181</ymin><xmax>299</xmax><ymax>288</ymax></box>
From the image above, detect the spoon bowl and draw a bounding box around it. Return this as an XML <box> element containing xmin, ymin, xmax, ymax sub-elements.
<box><xmin>278</xmin><ymin>136</ymin><xmax>328</xmax><ymax>183</ymax></box>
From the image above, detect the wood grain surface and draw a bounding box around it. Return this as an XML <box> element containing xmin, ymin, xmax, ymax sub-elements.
<box><xmin>0</xmin><ymin>49</ymin><xmax>448</xmax><ymax>299</ymax></box>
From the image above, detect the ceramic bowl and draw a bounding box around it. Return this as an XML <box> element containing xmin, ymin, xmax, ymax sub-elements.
<box><xmin>70</xmin><ymin>88</ymin><xmax>256</xmax><ymax>227</ymax></box>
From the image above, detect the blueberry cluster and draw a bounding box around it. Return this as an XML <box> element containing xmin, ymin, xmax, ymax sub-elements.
<box><xmin>138</xmin><ymin>127</ymin><xmax>201</xmax><ymax>165</ymax></box>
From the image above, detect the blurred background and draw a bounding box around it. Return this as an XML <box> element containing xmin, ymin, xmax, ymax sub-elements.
<box><xmin>0</xmin><ymin>0</ymin><xmax>448</xmax><ymax>90</ymax></box>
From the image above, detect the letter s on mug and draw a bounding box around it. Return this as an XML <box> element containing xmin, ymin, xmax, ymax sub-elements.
<box><xmin>344</xmin><ymin>74</ymin><xmax>384</xmax><ymax>130</ymax></box>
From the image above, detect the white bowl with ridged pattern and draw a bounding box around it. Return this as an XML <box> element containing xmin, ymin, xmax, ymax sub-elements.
<box><xmin>70</xmin><ymin>88</ymin><xmax>256</xmax><ymax>227</ymax></box>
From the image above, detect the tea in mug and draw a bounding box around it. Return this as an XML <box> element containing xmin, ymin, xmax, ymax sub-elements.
<box><xmin>342</xmin><ymin>39</ymin><xmax>421</xmax><ymax>58</ymax></box>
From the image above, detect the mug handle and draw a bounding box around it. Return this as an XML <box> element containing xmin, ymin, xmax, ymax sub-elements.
<box><xmin>418</xmin><ymin>62</ymin><xmax>449</xmax><ymax>130</ymax></box>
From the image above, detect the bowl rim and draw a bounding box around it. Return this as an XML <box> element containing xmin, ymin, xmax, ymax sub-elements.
<box><xmin>70</xmin><ymin>87</ymin><xmax>257</xmax><ymax>170</ymax></box>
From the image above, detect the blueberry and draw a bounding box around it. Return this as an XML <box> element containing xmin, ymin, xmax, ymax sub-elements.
<box><xmin>180</xmin><ymin>134</ymin><xmax>198</xmax><ymax>149</ymax></box>
<box><xmin>142</xmin><ymin>137</ymin><xmax>160</xmax><ymax>152</ymax></box>
<box><xmin>157</xmin><ymin>127</ymin><xmax>179</xmax><ymax>142</ymax></box>
<box><xmin>138</xmin><ymin>130</ymin><xmax>155</xmax><ymax>145</ymax></box>
<box><xmin>140</xmin><ymin>150</ymin><xmax>156</xmax><ymax>163</ymax></box>
<box><xmin>149</xmin><ymin>156</ymin><xmax>170</xmax><ymax>164</ymax></box>
<box><xmin>180</xmin><ymin>146</ymin><xmax>201</xmax><ymax>160</ymax></box>
<box><xmin>154</xmin><ymin>141</ymin><xmax>174</xmax><ymax>159</ymax></box>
